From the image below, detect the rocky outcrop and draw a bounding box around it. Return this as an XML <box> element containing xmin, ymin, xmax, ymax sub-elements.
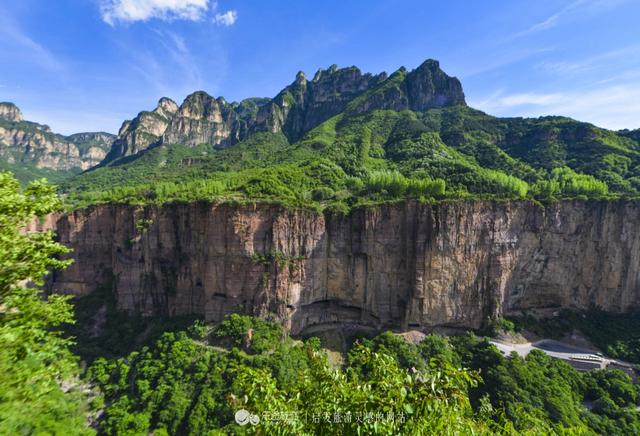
<box><xmin>67</xmin><ymin>132</ymin><xmax>116</xmax><ymax>149</ymax></box>
<box><xmin>405</xmin><ymin>59</ymin><xmax>466</xmax><ymax>110</ymax></box>
<box><xmin>254</xmin><ymin>60</ymin><xmax>465</xmax><ymax>141</ymax></box>
<box><xmin>0</xmin><ymin>102</ymin><xmax>24</xmax><ymax>122</ymax></box>
<box><xmin>100</xmin><ymin>98</ymin><xmax>178</xmax><ymax>164</ymax></box>
<box><xmin>0</xmin><ymin>103</ymin><xmax>115</xmax><ymax>171</ymax></box>
<box><xmin>34</xmin><ymin>200</ymin><xmax>640</xmax><ymax>335</ymax></box>
<box><xmin>99</xmin><ymin>59</ymin><xmax>466</xmax><ymax>164</ymax></box>
<box><xmin>347</xmin><ymin>60</ymin><xmax>466</xmax><ymax>115</ymax></box>
<box><xmin>162</xmin><ymin>92</ymin><xmax>245</xmax><ymax>147</ymax></box>
<box><xmin>253</xmin><ymin>65</ymin><xmax>388</xmax><ymax>140</ymax></box>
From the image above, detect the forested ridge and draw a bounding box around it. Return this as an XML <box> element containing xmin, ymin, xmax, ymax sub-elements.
<box><xmin>58</xmin><ymin>61</ymin><xmax>640</xmax><ymax>211</ymax></box>
<box><xmin>62</xmin><ymin>107</ymin><xmax>640</xmax><ymax>212</ymax></box>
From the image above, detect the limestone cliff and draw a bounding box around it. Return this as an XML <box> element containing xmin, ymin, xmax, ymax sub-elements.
<box><xmin>0</xmin><ymin>103</ymin><xmax>115</xmax><ymax>171</ymax></box>
<box><xmin>34</xmin><ymin>200</ymin><xmax>640</xmax><ymax>335</ymax></box>
<box><xmin>0</xmin><ymin>102</ymin><xmax>24</xmax><ymax>122</ymax></box>
<box><xmin>162</xmin><ymin>92</ymin><xmax>246</xmax><ymax>147</ymax></box>
<box><xmin>100</xmin><ymin>97</ymin><xmax>178</xmax><ymax>164</ymax></box>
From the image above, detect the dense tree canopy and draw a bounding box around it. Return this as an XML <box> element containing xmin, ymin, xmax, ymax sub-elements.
<box><xmin>0</xmin><ymin>171</ymin><xmax>92</xmax><ymax>435</ymax></box>
<box><xmin>80</xmin><ymin>313</ymin><xmax>640</xmax><ymax>435</ymax></box>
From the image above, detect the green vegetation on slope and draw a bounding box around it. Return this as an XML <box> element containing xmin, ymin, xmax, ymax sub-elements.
<box><xmin>83</xmin><ymin>313</ymin><xmax>640</xmax><ymax>435</ymax></box>
<box><xmin>63</xmin><ymin>106</ymin><xmax>640</xmax><ymax>210</ymax></box>
<box><xmin>0</xmin><ymin>158</ymin><xmax>79</xmax><ymax>185</ymax></box>
<box><xmin>3</xmin><ymin>170</ymin><xmax>640</xmax><ymax>434</ymax></box>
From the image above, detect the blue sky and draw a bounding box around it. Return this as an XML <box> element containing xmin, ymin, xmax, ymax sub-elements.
<box><xmin>1</xmin><ymin>0</ymin><xmax>639</xmax><ymax>134</ymax></box>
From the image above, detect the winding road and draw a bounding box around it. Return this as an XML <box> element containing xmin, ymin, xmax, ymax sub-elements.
<box><xmin>489</xmin><ymin>339</ymin><xmax>636</xmax><ymax>373</ymax></box>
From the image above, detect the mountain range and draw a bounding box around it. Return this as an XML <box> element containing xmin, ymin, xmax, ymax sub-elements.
<box><xmin>0</xmin><ymin>102</ymin><xmax>114</xmax><ymax>183</ymax></box>
<box><xmin>2</xmin><ymin>59</ymin><xmax>640</xmax><ymax>207</ymax></box>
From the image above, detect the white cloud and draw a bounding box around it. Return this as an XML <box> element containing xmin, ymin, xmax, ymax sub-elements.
<box><xmin>0</xmin><ymin>14</ymin><xmax>65</xmax><ymax>73</ymax></box>
<box><xmin>100</xmin><ymin>0</ymin><xmax>211</xmax><ymax>25</ymax></box>
<box><xmin>510</xmin><ymin>0</ymin><xmax>634</xmax><ymax>40</ymax></box>
<box><xmin>152</xmin><ymin>29</ymin><xmax>202</xmax><ymax>86</ymax></box>
<box><xmin>537</xmin><ymin>45</ymin><xmax>640</xmax><ymax>76</ymax></box>
<box><xmin>470</xmin><ymin>84</ymin><xmax>640</xmax><ymax>130</ymax></box>
<box><xmin>511</xmin><ymin>0</ymin><xmax>586</xmax><ymax>39</ymax></box>
<box><xmin>213</xmin><ymin>10</ymin><xmax>237</xmax><ymax>26</ymax></box>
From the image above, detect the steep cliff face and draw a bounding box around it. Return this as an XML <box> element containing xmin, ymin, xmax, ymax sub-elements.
<box><xmin>36</xmin><ymin>200</ymin><xmax>640</xmax><ymax>334</ymax></box>
<box><xmin>0</xmin><ymin>102</ymin><xmax>24</xmax><ymax>122</ymax></box>
<box><xmin>98</xmin><ymin>59</ymin><xmax>466</xmax><ymax>165</ymax></box>
<box><xmin>253</xmin><ymin>65</ymin><xmax>388</xmax><ymax>140</ymax></box>
<box><xmin>101</xmin><ymin>98</ymin><xmax>178</xmax><ymax>163</ymax></box>
<box><xmin>162</xmin><ymin>92</ymin><xmax>245</xmax><ymax>147</ymax></box>
<box><xmin>0</xmin><ymin>103</ymin><xmax>115</xmax><ymax>171</ymax></box>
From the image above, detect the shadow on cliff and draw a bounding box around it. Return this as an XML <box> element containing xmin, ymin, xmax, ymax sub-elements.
<box><xmin>63</xmin><ymin>287</ymin><xmax>198</xmax><ymax>364</ymax></box>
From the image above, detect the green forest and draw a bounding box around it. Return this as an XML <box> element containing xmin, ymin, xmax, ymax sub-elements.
<box><xmin>61</xmin><ymin>106</ymin><xmax>640</xmax><ymax>211</ymax></box>
<box><xmin>80</xmin><ymin>316</ymin><xmax>640</xmax><ymax>435</ymax></box>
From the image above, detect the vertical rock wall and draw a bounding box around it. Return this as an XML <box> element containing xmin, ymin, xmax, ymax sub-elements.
<box><xmin>33</xmin><ymin>200</ymin><xmax>640</xmax><ymax>334</ymax></box>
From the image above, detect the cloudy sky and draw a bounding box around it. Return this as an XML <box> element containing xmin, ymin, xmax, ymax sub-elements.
<box><xmin>0</xmin><ymin>0</ymin><xmax>639</xmax><ymax>134</ymax></box>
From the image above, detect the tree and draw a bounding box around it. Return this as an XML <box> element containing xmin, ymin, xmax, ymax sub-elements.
<box><xmin>0</xmin><ymin>172</ymin><xmax>91</xmax><ymax>434</ymax></box>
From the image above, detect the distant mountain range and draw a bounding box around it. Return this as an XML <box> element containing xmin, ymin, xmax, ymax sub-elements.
<box><xmin>0</xmin><ymin>102</ymin><xmax>114</xmax><ymax>183</ymax></box>
<box><xmin>3</xmin><ymin>59</ymin><xmax>640</xmax><ymax>204</ymax></box>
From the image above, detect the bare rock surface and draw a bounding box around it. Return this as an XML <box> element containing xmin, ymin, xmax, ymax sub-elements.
<box><xmin>31</xmin><ymin>200</ymin><xmax>640</xmax><ymax>334</ymax></box>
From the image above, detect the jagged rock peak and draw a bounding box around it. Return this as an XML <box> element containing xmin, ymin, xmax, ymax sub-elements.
<box><xmin>295</xmin><ymin>71</ymin><xmax>307</xmax><ymax>84</ymax></box>
<box><xmin>98</xmin><ymin>98</ymin><xmax>178</xmax><ymax>165</ymax></box>
<box><xmin>161</xmin><ymin>90</ymin><xmax>242</xmax><ymax>147</ymax></box>
<box><xmin>311</xmin><ymin>64</ymin><xmax>368</xmax><ymax>83</ymax></box>
<box><xmin>177</xmin><ymin>91</ymin><xmax>230</xmax><ymax>120</ymax></box>
<box><xmin>100</xmin><ymin>58</ymin><xmax>466</xmax><ymax>163</ymax></box>
<box><xmin>0</xmin><ymin>104</ymin><xmax>112</xmax><ymax>171</ymax></box>
<box><xmin>405</xmin><ymin>58</ymin><xmax>466</xmax><ymax>109</ymax></box>
<box><xmin>0</xmin><ymin>102</ymin><xmax>24</xmax><ymax>122</ymax></box>
<box><xmin>154</xmin><ymin>97</ymin><xmax>178</xmax><ymax>119</ymax></box>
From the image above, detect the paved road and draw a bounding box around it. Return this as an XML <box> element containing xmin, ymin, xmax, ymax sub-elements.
<box><xmin>489</xmin><ymin>339</ymin><xmax>617</xmax><ymax>370</ymax></box>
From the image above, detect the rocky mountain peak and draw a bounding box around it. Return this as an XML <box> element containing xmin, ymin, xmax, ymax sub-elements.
<box><xmin>295</xmin><ymin>71</ymin><xmax>307</xmax><ymax>85</ymax></box>
<box><xmin>99</xmin><ymin>58</ymin><xmax>467</xmax><ymax>165</ymax></box>
<box><xmin>154</xmin><ymin>97</ymin><xmax>178</xmax><ymax>119</ymax></box>
<box><xmin>0</xmin><ymin>102</ymin><xmax>24</xmax><ymax>122</ymax></box>
<box><xmin>179</xmin><ymin>91</ymin><xmax>222</xmax><ymax>118</ymax></box>
<box><xmin>0</xmin><ymin>104</ymin><xmax>113</xmax><ymax>172</ymax></box>
<box><xmin>162</xmin><ymin>91</ymin><xmax>242</xmax><ymax>147</ymax></box>
<box><xmin>405</xmin><ymin>58</ymin><xmax>466</xmax><ymax>110</ymax></box>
